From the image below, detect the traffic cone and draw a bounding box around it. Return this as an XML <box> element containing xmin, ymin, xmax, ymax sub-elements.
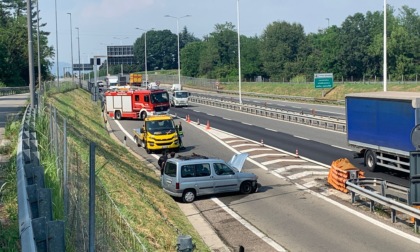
<box><xmin>197</xmin><ymin>118</ymin><xmax>200</xmax><ymax>125</ymax></box>
<box><xmin>206</xmin><ymin>120</ymin><xmax>211</xmax><ymax>130</ymax></box>
<box><xmin>295</xmin><ymin>149</ymin><xmax>299</xmax><ymax>158</ymax></box>
<box><xmin>185</xmin><ymin>115</ymin><xmax>188</xmax><ymax>121</ymax></box>
<box><xmin>187</xmin><ymin>115</ymin><xmax>191</xmax><ymax>123</ymax></box>
<box><xmin>260</xmin><ymin>139</ymin><xmax>264</xmax><ymax>146</ymax></box>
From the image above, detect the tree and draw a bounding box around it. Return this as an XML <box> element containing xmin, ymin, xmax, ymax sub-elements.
<box><xmin>134</xmin><ymin>30</ymin><xmax>178</xmax><ymax>71</ymax></box>
<box><xmin>260</xmin><ymin>21</ymin><xmax>306</xmax><ymax>80</ymax></box>
<box><xmin>181</xmin><ymin>41</ymin><xmax>203</xmax><ymax>77</ymax></box>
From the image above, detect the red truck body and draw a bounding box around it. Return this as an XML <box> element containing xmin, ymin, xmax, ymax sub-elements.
<box><xmin>104</xmin><ymin>89</ymin><xmax>170</xmax><ymax>120</ymax></box>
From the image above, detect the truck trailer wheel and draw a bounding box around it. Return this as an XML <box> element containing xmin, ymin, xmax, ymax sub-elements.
<box><xmin>365</xmin><ymin>150</ymin><xmax>377</xmax><ymax>172</ymax></box>
<box><xmin>115</xmin><ymin>111</ymin><xmax>122</xmax><ymax>120</ymax></box>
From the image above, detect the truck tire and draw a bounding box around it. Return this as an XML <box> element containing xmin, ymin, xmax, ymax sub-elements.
<box><xmin>365</xmin><ymin>150</ymin><xmax>377</xmax><ymax>172</ymax></box>
<box><xmin>115</xmin><ymin>111</ymin><xmax>122</xmax><ymax>120</ymax></box>
<box><xmin>140</xmin><ymin>112</ymin><xmax>147</xmax><ymax>121</ymax></box>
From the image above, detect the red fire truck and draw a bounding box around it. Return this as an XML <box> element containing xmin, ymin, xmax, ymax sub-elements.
<box><xmin>104</xmin><ymin>89</ymin><xmax>170</xmax><ymax>120</ymax></box>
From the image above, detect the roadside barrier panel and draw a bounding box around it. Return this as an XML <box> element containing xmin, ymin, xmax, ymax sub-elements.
<box><xmin>328</xmin><ymin>158</ymin><xmax>365</xmax><ymax>193</ymax></box>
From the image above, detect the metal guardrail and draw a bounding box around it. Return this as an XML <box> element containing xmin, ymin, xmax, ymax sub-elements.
<box><xmin>17</xmin><ymin>105</ymin><xmax>64</xmax><ymax>251</ymax></box>
<box><xmin>189</xmin><ymin>95</ymin><xmax>347</xmax><ymax>132</ymax></box>
<box><xmin>212</xmin><ymin>89</ymin><xmax>346</xmax><ymax>106</ymax></box>
<box><xmin>0</xmin><ymin>86</ymin><xmax>30</xmax><ymax>96</ymax></box>
<box><xmin>346</xmin><ymin>178</ymin><xmax>420</xmax><ymax>232</ymax></box>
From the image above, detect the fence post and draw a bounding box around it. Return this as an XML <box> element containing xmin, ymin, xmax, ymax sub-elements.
<box><xmin>63</xmin><ymin>119</ymin><xmax>68</xmax><ymax>219</ymax></box>
<box><xmin>89</xmin><ymin>142</ymin><xmax>96</xmax><ymax>252</ymax></box>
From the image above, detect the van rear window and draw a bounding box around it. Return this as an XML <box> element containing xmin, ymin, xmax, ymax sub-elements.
<box><xmin>165</xmin><ymin>162</ymin><xmax>177</xmax><ymax>177</ymax></box>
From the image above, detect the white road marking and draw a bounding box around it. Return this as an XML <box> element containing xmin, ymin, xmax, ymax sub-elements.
<box><xmin>208</xmin><ymin>113</ymin><xmax>214</xmax><ymax>116</ymax></box>
<box><xmin>331</xmin><ymin>145</ymin><xmax>353</xmax><ymax>151</ymax></box>
<box><xmin>293</xmin><ymin>135</ymin><xmax>310</xmax><ymax>140</ymax></box>
<box><xmin>212</xmin><ymin>198</ymin><xmax>287</xmax><ymax>252</ymax></box>
<box><xmin>225</xmin><ymin>139</ymin><xmax>245</xmax><ymax>144</ymax></box>
<box><xmin>276</xmin><ymin>165</ymin><xmax>326</xmax><ymax>173</ymax></box>
<box><xmin>265</xmin><ymin>128</ymin><xmax>277</xmax><ymax>132</ymax></box>
<box><xmin>242</xmin><ymin>122</ymin><xmax>252</xmax><ymax>126</ymax></box>
<box><xmin>287</xmin><ymin>171</ymin><xmax>329</xmax><ymax>180</ymax></box>
<box><xmin>262</xmin><ymin>159</ymin><xmax>306</xmax><ymax>165</ymax></box>
<box><xmin>250</xmin><ymin>153</ymin><xmax>288</xmax><ymax>158</ymax></box>
<box><xmin>222</xmin><ymin>117</ymin><xmax>232</xmax><ymax>120</ymax></box>
<box><xmin>233</xmin><ymin>143</ymin><xmax>258</xmax><ymax>148</ymax></box>
<box><xmin>240</xmin><ymin>148</ymin><xmax>271</xmax><ymax>153</ymax></box>
<box><xmin>302</xmin><ymin>180</ymin><xmax>319</xmax><ymax>188</ymax></box>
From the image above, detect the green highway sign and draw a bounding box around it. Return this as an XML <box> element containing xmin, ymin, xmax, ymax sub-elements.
<box><xmin>314</xmin><ymin>73</ymin><xmax>334</xmax><ymax>89</ymax></box>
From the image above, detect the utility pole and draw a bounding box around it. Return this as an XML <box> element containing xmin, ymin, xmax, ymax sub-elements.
<box><xmin>26</xmin><ymin>0</ymin><xmax>35</xmax><ymax>108</ymax></box>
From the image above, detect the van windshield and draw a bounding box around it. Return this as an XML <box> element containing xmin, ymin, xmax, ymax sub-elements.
<box><xmin>175</xmin><ymin>92</ymin><xmax>188</xmax><ymax>98</ymax></box>
<box><xmin>151</xmin><ymin>92</ymin><xmax>169</xmax><ymax>104</ymax></box>
<box><xmin>146</xmin><ymin>119</ymin><xmax>176</xmax><ymax>134</ymax></box>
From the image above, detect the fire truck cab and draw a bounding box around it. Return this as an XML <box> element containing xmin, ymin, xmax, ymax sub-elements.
<box><xmin>104</xmin><ymin>89</ymin><xmax>170</xmax><ymax>120</ymax></box>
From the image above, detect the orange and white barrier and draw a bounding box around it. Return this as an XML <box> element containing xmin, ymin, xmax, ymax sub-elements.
<box><xmin>327</xmin><ymin>158</ymin><xmax>365</xmax><ymax>193</ymax></box>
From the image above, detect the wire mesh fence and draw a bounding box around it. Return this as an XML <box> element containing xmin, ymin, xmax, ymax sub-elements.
<box><xmin>38</xmin><ymin>82</ymin><xmax>147</xmax><ymax>251</ymax></box>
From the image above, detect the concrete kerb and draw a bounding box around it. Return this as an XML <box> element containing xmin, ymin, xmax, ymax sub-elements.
<box><xmin>103</xmin><ymin>112</ymin><xmax>231</xmax><ymax>252</ymax></box>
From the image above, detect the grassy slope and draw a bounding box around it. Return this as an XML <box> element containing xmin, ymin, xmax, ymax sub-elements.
<box><xmin>48</xmin><ymin>88</ymin><xmax>209</xmax><ymax>251</ymax></box>
<box><xmin>219</xmin><ymin>82</ymin><xmax>420</xmax><ymax>100</ymax></box>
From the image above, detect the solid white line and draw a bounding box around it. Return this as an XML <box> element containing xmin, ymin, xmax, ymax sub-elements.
<box><xmin>212</xmin><ymin>198</ymin><xmax>287</xmax><ymax>252</ymax></box>
<box><xmin>115</xmin><ymin>120</ymin><xmax>135</xmax><ymax>143</ymax></box>
<box><xmin>242</xmin><ymin>122</ymin><xmax>252</xmax><ymax>126</ymax></box>
<box><xmin>207</xmin><ymin>113</ymin><xmax>214</xmax><ymax>116</ymax></box>
<box><xmin>293</xmin><ymin>135</ymin><xmax>310</xmax><ymax>140</ymax></box>
<box><xmin>265</xmin><ymin>128</ymin><xmax>277</xmax><ymax>132</ymax></box>
<box><xmin>222</xmin><ymin>117</ymin><xmax>232</xmax><ymax>120</ymax></box>
<box><xmin>250</xmin><ymin>153</ymin><xmax>288</xmax><ymax>159</ymax></box>
<box><xmin>331</xmin><ymin>145</ymin><xmax>353</xmax><ymax>151</ymax></box>
<box><xmin>287</xmin><ymin>171</ymin><xmax>329</xmax><ymax>180</ymax></box>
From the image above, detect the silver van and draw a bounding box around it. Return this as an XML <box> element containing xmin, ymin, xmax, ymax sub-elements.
<box><xmin>161</xmin><ymin>153</ymin><xmax>259</xmax><ymax>203</ymax></box>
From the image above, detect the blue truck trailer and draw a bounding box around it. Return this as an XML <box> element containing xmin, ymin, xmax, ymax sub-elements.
<box><xmin>346</xmin><ymin>91</ymin><xmax>420</xmax><ymax>173</ymax></box>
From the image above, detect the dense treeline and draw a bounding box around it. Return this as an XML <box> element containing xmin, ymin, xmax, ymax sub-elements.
<box><xmin>0</xmin><ymin>0</ymin><xmax>53</xmax><ymax>86</ymax></box>
<box><xmin>177</xmin><ymin>5</ymin><xmax>420</xmax><ymax>82</ymax></box>
<box><xmin>131</xmin><ymin>5</ymin><xmax>420</xmax><ymax>82</ymax></box>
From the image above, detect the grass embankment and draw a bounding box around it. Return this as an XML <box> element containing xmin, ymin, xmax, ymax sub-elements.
<box><xmin>0</xmin><ymin>119</ymin><xmax>22</xmax><ymax>251</ymax></box>
<box><xmin>219</xmin><ymin>82</ymin><xmax>420</xmax><ymax>101</ymax></box>
<box><xmin>47</xmin><ymin>88</ymin><xmax>209</xmax><ymax>251</ymax></box>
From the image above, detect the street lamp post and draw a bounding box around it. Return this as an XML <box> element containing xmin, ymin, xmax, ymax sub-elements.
<box><xmin>54</xmin><ymin>0</ymin><xmax>59</xmax><ymax>86</ymax></box>
<box><xmin>67</xmin><ymin>12</ymin><xmax>74</xmax><ymax>83</ymax></box>
<box><xmin>36</xmin><ymin>0</ymin><xmax>42</xmax><ymax>92</ymax></box>
<box><xmin>76</xmin><ymin>27</ymin><xmax>81</xmax><ymax>87</ymax></box>
<box><xmin>136</xmin><ymin>28</ymin><xmax>154</xmax><ymax>84</ymax></box>
<box><xmin>236</xmin><ymin>0</ymin><xmax>242</xmax><ymax>104</ymax></box>
<box><xmin>326</xmin><ymin>18</ymin><xmax>330</xmax><ymax>28</ymax></box>
<box><xmin>164</xmin><ymin>14</ymin><xmax>191</xmax><ymax>85</ymax></box>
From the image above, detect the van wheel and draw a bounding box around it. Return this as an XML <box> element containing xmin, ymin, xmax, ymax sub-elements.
<box><xmin>115</xmin><ymin>111</ymin><xmax>122</xmax><ymax>120</ymax></box>
<box><xmin>141</xmin><ymin>140</ymin><xmax>145</xmax><ymax>148</ymax></box>
<box><xmin>365</xmin><ymin>150</ymin><xmax>377</xmax><ymax>172</ymax></box>
<box><xmin>140</xmin><ymin>112</ymin><xmax>147</xmax><ymax>121</ymax></box>
<box><xmin>182</xmin><ymin>190</ymin><xmax>196</xmax><ymax>203</ymax></box>
<box><xmin>240</xmin><ymin>181</ymin><xmax>253</xmax><ymax>194</ymax></box>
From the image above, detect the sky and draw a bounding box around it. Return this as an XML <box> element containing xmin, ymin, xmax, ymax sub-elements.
<box><xmin>38</xmin><ymin>0</ymin><xmax>420</xmax><ymax>68</ymax></box>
